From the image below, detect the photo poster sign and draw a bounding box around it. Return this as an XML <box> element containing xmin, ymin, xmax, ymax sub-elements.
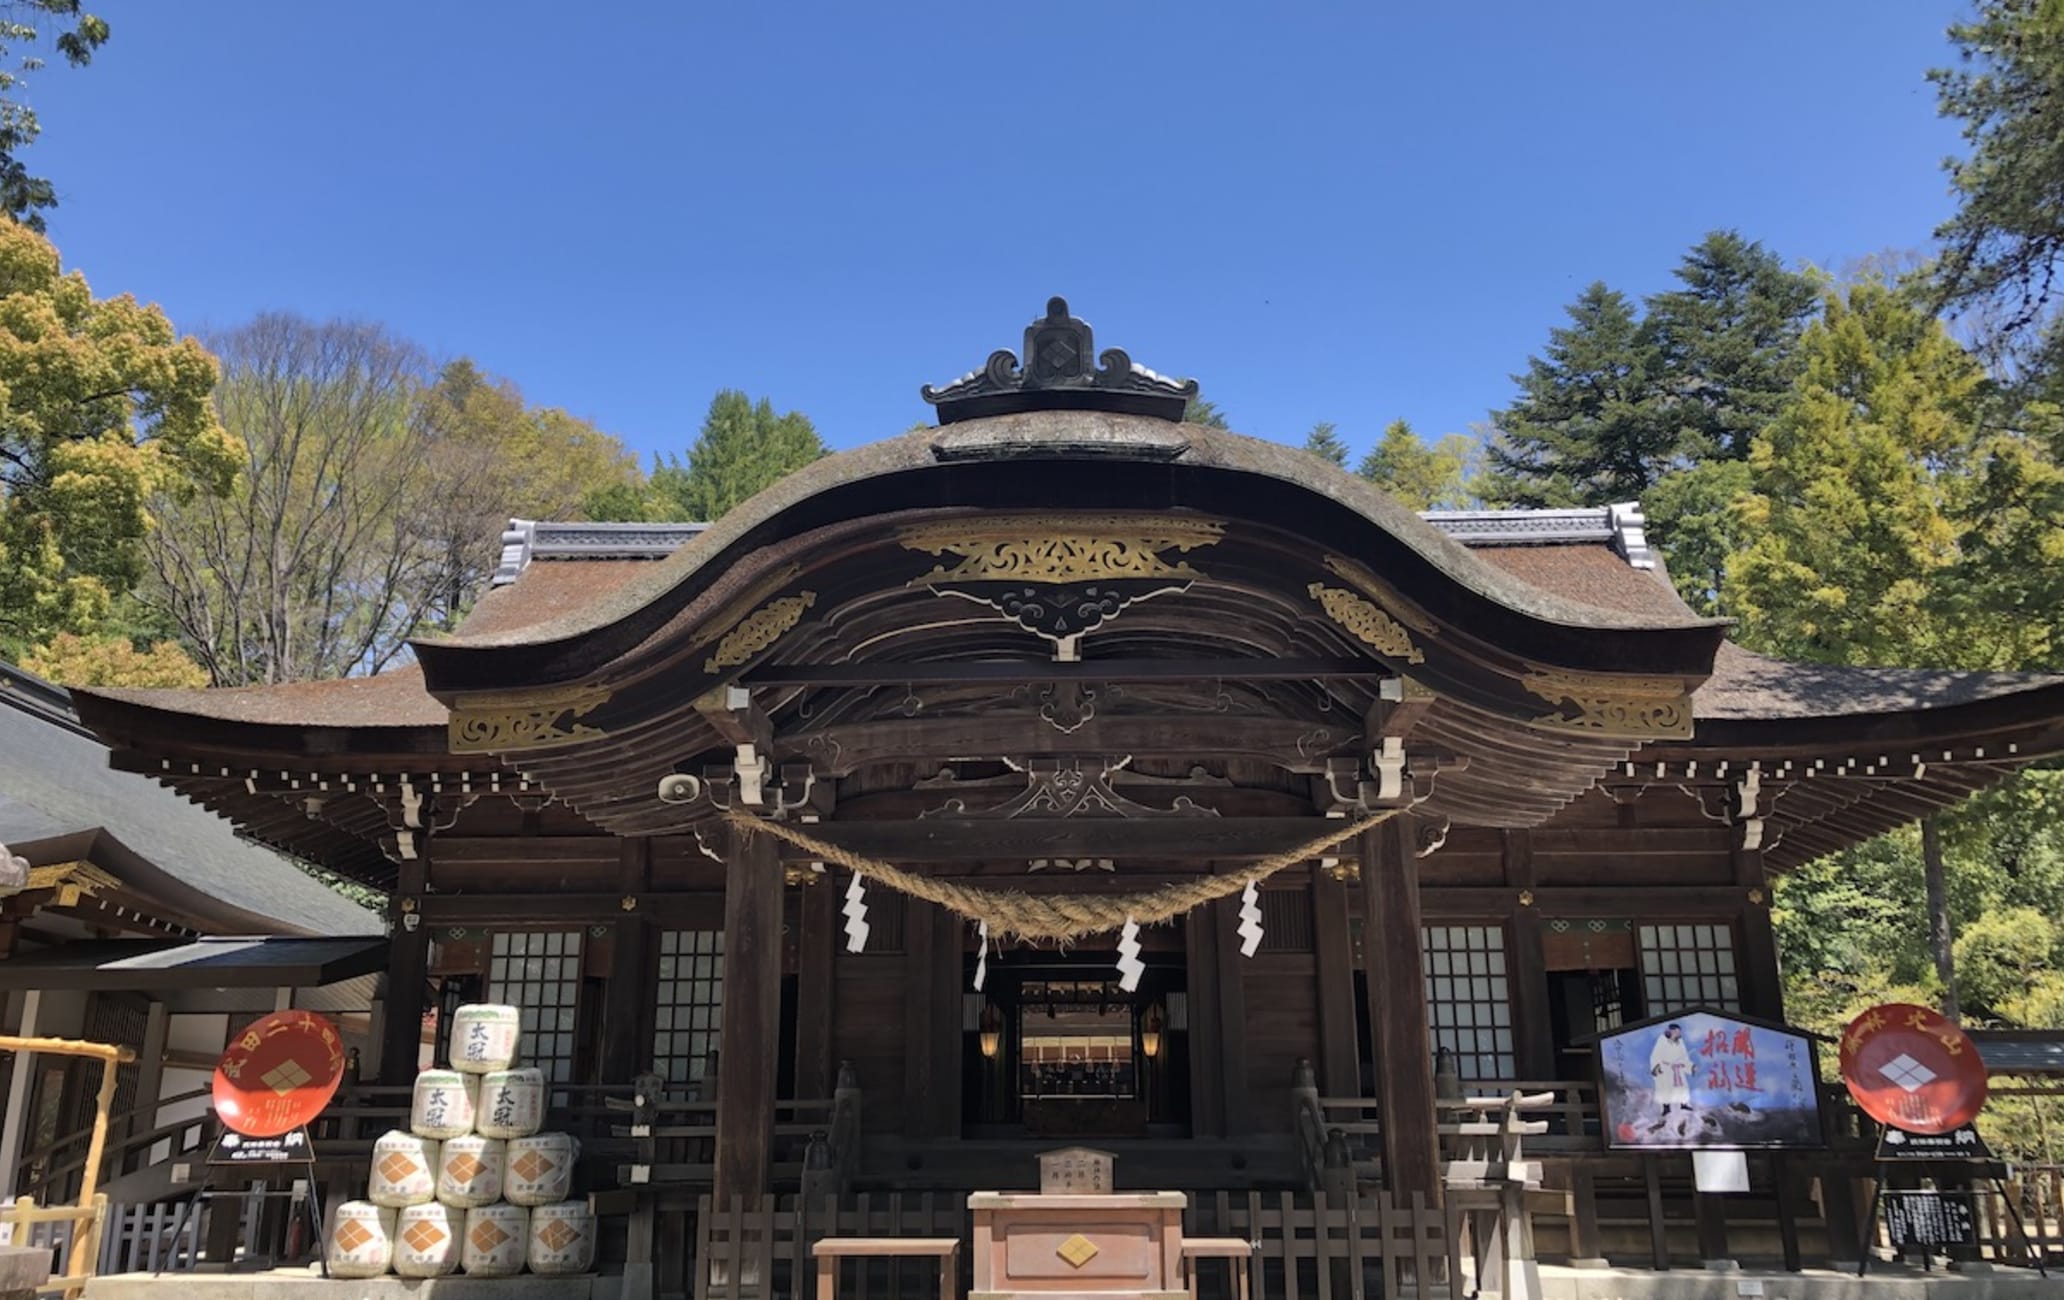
<box><xmin>1599</xmin><ymin>1010</ymin><xmax>1824</xmax><ymax>1149</ymax></box>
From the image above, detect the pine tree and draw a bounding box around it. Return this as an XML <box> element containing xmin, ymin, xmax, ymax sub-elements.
<box><xmin>651</xmin><ymin>390</ymin><xmax>827</xmax><ymax>523</ymax></box>
<box><xmin>1358</xmin><ymin>420</ymin><xmax>1477</xmax><ymax>510</ymax></box>
<box><xmin>1183</xmin><ymin>397</ymin><xmax>1230</xmax><ymax>430</ymax></box>
<box><xmin>1302</xmin><ymin>421</ymin><xmax>1348</xmax><ymax>467</ymax></box>
<box><xmin>1645</xmin><ymin>231</ymin><xmax>1820</xmax><ymax>461</ymax></box>
<box><xmin>1485</xmin><ymin>283</ymin><xmax>1675</xmax><ymax>506</ymax></box>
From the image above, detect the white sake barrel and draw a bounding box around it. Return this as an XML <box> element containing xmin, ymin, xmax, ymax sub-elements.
<box><xmin>505</xmin><ymin>1131</ymin><xmax>578</xmax><ymax>1206</ymax></box>
<box><xmin>477</xmin><ymin>1067</ymin><xmax>546</xmax><ymax>1139</ymax></box>
<box><xmin>462</xmin><ymin>1203</ymin><xmax>529</xmax><ymax>1277</ymax></box>
<box><xmin>436</xmin><ymin>1133</ymin><xmax>506</xmax><ymax>1208</ymax></box>
<box><xmin>450</xmin><ymin>1003</ymin><xmax>522</xmax><ymax>1073</ymax></box>
<box><xmin>368</xmin><ymin>1130</ymin><xmax>439</xmax><ymax>1207</ymax></box>
<box><xmin>410</xmin><ymin>1069</ymin><xmax>478</xmax><ymax>1140</ymax></box>
<box><xmin>527</xmin><ymin>1200</ymin><xmax>597</xmax><ymax>1275</ymax></box>
<box><xmin>392</xmin><ymin>1202</ymin><xmax>463</xmax><ymax>1278</ymax></box>
<box><xmin>326</xmin><ymin>1200</ymin><xmax>396</xmax><ymax>1279</ymax></box>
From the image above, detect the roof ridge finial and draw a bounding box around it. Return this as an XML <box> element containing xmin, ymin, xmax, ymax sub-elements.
<box><xmin>922</xmin><ymin>296</ymin><xmax>1199</xmax><ymax>424</ymax></box>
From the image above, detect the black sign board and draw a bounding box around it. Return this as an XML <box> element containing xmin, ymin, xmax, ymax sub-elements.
<box><xmin>1877</xmin><ymin>1123</ymin><xmax>1993</xmax><ymax>1161</ymax></box>
<box><xmin>1883</xmin><ymin>1191</ymin><xmax>1979</xmax><ymax>1250</ymax></box>
<box><xmin>206</xmin><ymin>1126</ymin><xmax>315</xmax><ymax>1167</ymax></box>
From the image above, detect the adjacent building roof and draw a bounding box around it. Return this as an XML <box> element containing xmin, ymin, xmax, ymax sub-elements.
<box><xmin>0</xmin><ymin>935</ymin><xmax>387</xmax><ymax>991</ymax></box>
<box><xmin>0</xmin><ymin>663</ymin><xmax>379</xmax><ymax>935</ymax></box>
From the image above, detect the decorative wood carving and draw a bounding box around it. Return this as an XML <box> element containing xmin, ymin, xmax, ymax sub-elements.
<box><xmin>703</xmin><ymin>592</ymin><xmax>818</xmax><ymax>673</ymax></box>
<box><xmin>449</xmin><ymin>683</ymin><xmax>612</xmax><ymax>754</ymax></box>
<box><xmin>899</xmin><ymin>514</ymin><xmax>1225</xmax><ymax>651</ymax></box>
<box><xmin>920</xmin><ymin>756</ymin><xmax>1220</xmax><ymax>821</ymax></box>
<box><xmin>1522</xmin><ymin>668</ymin><xmax>1693</xmax><ymax>739</ymax></box>
<box><xmin>1307</xmin><ymin>582</ymin><xmax>1425</xmax><ymax>664</ymax></box>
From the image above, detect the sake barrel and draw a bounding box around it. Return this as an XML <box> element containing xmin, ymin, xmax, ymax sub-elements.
<box><xmin>436</xmin><ymin>1133</ymin><xmax>506</xmax><ymax>1208</ymax></box>
<box><xmin>326</xmin><ymin>1200</ymin><xmax>396</xmax><ymax>1279</ymax></box>
<box><xmin>461</xmin><ymin>1203</ymin><xmax>529</xmax><ymax>1277</ymax></box>
<box><xmin>505</xmin><ymin>1131</ymin><xmax>578</xmax><ymax>1206</ymax></box>
<box><xmin>527</xmin><ymin>1200</ymin><xmax>597</xmax><ymax>1275</ymax></box>
<box><xmin>450</xmin><ymin>1003</ymin><xmax>522</xmax><ymax>1074</ymax></box>
<box><xmin>410</xmin><ymin>1069</ymin><xmax>478</xmax><ymax>1140</ymax></box>
<box><xmin>477</xmin><ymin>1067</ymin><xmax>545</xmax><ymax>1139</ymax></box>
<box><xmin>392</xmin><ymin>1202</ymin><xmax>463</xmax><ymax>1278</ymax></box>
<box><xmin>368</xmin><ymin>1130</ymin><xmax>439</xmax><ymax>1207</ymax></box>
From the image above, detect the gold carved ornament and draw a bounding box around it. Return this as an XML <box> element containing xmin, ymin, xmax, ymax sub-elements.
<box><xmin>898</xmin><ymin>514</ymin><xmax>1225</xmax><ymax>583</ymax></box>
<box><xmin>1307</xmin><ymin>582</ymin><xmax>1425</xmax><ymax>664</ymax></box>
<box><xmin>1322</xmin><ymin>554</ymin><xmax>1439</xmax><ymax>636</ymax></box>
<box><xmin>1522</xmin><ymin>668</ymin><xmax>1693</xmax><ymax>739</ymax></box>
<box><xmin>703</xmin><ymin>592</ymin><xmax>818</xmax><ymax>673</ymax></box>
<box><xmin>449</xmin><ymin>683</ymin><xmax>612</xmax><ymax>755</ymax></box>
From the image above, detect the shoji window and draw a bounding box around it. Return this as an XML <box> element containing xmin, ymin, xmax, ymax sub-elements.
<box><xmin>1421</xmin><ymin>924</ymin><xmax>1514</xmax><ymax>1080</ymax></box>
<box><xmin>486</xmin><ymin>930</ymin><xmax>584</xmax><ymax>1085</ymax></box>
<box><xmin>1637</xmin><ymin>923</ymin><xmax>1739</xmax><ymax>1012</ymax></box>
<box><xmin>653</xmin><ymin>929</ymin><xmax>724</xmax><ymax>1090</ymax></box>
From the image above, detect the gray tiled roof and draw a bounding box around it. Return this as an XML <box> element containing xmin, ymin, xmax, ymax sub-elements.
<box><xmin>1972</xmin><ymin>1032</ymin><xmax>2064</xmax><ymax>1077</ymax></box>
<box><xmin>0</xmin><ymin>663</ymin><xmax>379</xmax><ymax>935</ymax></box>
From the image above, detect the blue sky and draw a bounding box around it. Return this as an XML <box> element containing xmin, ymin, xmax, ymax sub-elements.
<box><xmin>31</xmin><ymin>1</ymin><xmax>1969</xmax><ymax>463</ymax></box>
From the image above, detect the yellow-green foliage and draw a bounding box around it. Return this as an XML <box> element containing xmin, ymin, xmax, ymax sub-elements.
<box><xmin>22</xmin><ymin>631</ymin><xmax>207</xmax><ymax>688</ymax></box>
<box><xmin>0</xmin><ymin>219</ymin><xmax>231</xmax><ymax>657</ymax></box>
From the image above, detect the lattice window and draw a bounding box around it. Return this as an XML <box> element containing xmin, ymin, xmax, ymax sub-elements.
<box><xmin>486</xmin><ymin>930</ymin><xmax>583</xmax><ymax>1085</ymax></box>
<box><xmin>1637</xmin><ymin>923</ymin><xmax>1739</xmax><ymax>1012</ymax></box>
<box><xmin>1422</xmin><ymin>925</ymin><xmax>1513</xmax><ymax>1080</ymax></box>
<box><xmin>654</xmin><ymin>929</ymin><xmax>724</xmax><ymax>1089</ymax></box>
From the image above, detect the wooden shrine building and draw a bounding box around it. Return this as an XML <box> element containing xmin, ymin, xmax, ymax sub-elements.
<box><xmin>65</xmin><ymin>300</ymin><xmax>2064</xmax><ymax>1278</ymax></box>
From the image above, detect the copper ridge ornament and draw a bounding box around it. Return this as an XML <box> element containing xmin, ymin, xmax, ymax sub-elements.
<box><xmin>212</xmin><ymin>1009</ymin><xmax>348</xmax><ymax>1137</ymax></box>
<box><xmin>1839</xmin><ymin>1002</ymin><xmax>1988</xmax><ymax>1135</ymax></box>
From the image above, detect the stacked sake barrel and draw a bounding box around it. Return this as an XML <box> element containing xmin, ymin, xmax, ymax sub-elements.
<box><xmin>327</xmin><ymin>1003</ymin><xmax>597</xmax><ymax>1279</ymax></box>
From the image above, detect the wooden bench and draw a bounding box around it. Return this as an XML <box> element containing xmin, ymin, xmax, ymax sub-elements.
<box><xmin>813</xmin><ymin>1236</ymin><xmax>960</xmax><ymax>1299</ymax></box>
<box><xmin>1181</xmin><ymin>1236</ymin><xmax>1253</xmax><ymax>1300</ymax></box>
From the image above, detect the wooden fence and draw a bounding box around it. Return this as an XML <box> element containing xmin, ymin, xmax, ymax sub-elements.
<box><xmin>0</xmin><ymin>1194</ymin><xmax>105</xmax><ymax>1296</ymax></box>
<box><xmin>689</xmin><ymin>1190</ymin><xmax>1463</xmax><ymax>1300</ymax></box>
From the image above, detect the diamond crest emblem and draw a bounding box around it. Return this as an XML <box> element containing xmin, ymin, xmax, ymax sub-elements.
<box><xmin>470</xmin><ymin>1218</ymin><xmax>511</xmax><ymax>1252</ymax></box>
<box><xmin>402</xmin><ymin>1220</ymin><xmax>446</xmax><ymax>1253</ymax></box>
<box><xmin>1057</xmin><ymin>1234</ymin><xmax>1100</xmax><ymax>1268</ymax></box>
<box><xmin>539</xmin><ymin>1219</ymin><xmax>580</xmax><ymax>1251</ymax></box>
<box><xmin>1882</xmin><ymin>1052</ymin><xmax>1938</xmax><ymax>1093</ymax></box>
<box><xmin>445</xmin><ymin>1153</ymin><xmax>483</xmax><ymax>1183</ymax></box>
<box><xmin>333</xmin><ymin>1219</ymin><xmax>373</xmax><ymax>1253</ymax></box>
<box><xmin>378</xmin><ymin>1152</ymin><xmax>419</xmax><ymax>1184</ymax></box>
<box><xmin>261</xmin><ymin>1058</ymin><xmax>313</xmax><ymax>1095</ymax></box>
<box><xmin>512</xmin><ymin>1150</ymin><xmax>555</xmax><ymax>1182</ymax></box>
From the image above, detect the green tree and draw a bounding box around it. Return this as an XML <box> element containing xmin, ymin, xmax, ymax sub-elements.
<box><xmin>1930</xmin><ymin>0</ymin><xmax>2064</xmax><ymax>381</ymax></box>
<box><xmin>1357</xmin><ymin>420</ymin><xmax>1478</xmax><ymax>510</ymax></box>
<box><xmin>636</xmin><ymin>390</ymin><xmax>825</xmax><ymax>523</ymax></box>
<box><xmin>1302</xmin><ymin>421</ymin><xmax>1348</xmax><ymax>467</ymax></box>
<box><xmin>0</xmin><ymin>3</ymin><xmax>107</xmax><ymax>231</ymax></box>
<box><xmin>1953</xmin><ymin>905</ymin><xmax>2058</xmax><ymax>1022</ymax></box>
<box><xmin>1485</xmin><ymin>283</ymin><xmax>1675</xmax><ymax>506</ymax></box>
<box><xmin>1644</xmin><ymin>231</ymin><xmax>1820</xmax><ymax>461</ymax></box>
<box><xmin>22</xmin><ymin>629</ymin><xmax>206</xmax><ymax>687</ymax></box>
<box><xmin>0</xmin><ymin>219</ymin><xmax>232</xmax><ymax>659</ymax></box>
<box><xmin>1183</xmin><ymin>396</ymin><xmax>1230</xmax><ymax>430</ymax></box>
<box><xmin>1725</xmin><ymin>277</ymin><xmax>1994</xmax><ymax>667</ymax></box>
<box><xmin>1643</xmin><ymin>460</ymin><xmax>1753</xmax><ymax>615</ymax></box>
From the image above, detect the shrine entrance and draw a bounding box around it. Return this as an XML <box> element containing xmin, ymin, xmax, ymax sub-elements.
<box><xmin>962</xmin><ymin>949</ymin><xmax>1192</xmax><ymax>1142</ymax></box>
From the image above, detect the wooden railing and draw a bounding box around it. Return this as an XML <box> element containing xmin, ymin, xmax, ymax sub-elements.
<box><xmin>607</xmin><ymin>1068</ymin><xmax>858</xmax><ymax>1191</ymax></box>
<box><xmin>691</xmin><ymin>1189</ymin><xmax>1463</xmax><ymax>1300</ymax></box>
<box><xmin>13</xmin><ymin>1085</ymin><xmax>213</xmax><ymax>1204</ymax></box>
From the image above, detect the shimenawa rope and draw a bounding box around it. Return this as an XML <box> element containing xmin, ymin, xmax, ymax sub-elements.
<box><xmin>723</xmin><ymin>808</ymin><xmax>1397</xmax><ymax>941</ymax></box>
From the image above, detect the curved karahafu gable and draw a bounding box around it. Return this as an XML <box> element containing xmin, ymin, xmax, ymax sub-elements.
<box><xmin>413</xmin><ymin>412</ymin><xmax>1727</xmax><ymax>764</ymax></box>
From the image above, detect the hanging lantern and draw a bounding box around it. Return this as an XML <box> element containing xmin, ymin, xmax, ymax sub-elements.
<box><xmin>1139</xmin><ymin>1001</ymin><xmax>1166</xmax><ymax>1060</ymax></box>
<box><xmin>978</xmin><ymin>1002</ymin><xmax>1003</xmax><ymax>1060</ymax></box>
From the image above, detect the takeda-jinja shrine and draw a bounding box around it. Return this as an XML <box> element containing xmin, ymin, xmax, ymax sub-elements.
<box><xmin>61</xmin><ymin>300</ymin><xmax>2064</xmax><ymax>1296</ymax></box>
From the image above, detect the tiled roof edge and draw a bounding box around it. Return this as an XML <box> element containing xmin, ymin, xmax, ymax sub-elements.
<box><xmin>491</xmin><ymin>519</ymin><xmax>712</xmax><ymax>586</ymax></box>
<box><xmin>0</xmin><ymin>660</ymin><xmax>93</xmax><ymax>737</ymax></box>
<box><xmin>490</xmin><ymin>503</ymin><xmax>1654</xmax><ymax>585</ymax></box>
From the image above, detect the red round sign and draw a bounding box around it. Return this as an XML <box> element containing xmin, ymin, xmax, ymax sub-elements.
<box><xmin>211</xmin><ymin>1009</ymin><xmax>347</xmax><ymax>1137</ymax></box>
<box><xmin>1839</xmin><ymin>1002</ymin><xmax>1988</xmax><ymax>1135</ymax></box>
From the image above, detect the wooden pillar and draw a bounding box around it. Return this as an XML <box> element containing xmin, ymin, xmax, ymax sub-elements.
<box><xmin>1733</xmin><ymin>847</ymin><xmax>1784</xmax><ymax>1020</ymax></box>
<box><xmin>1184</xmin><ymin>906</ymin><xmax>1227</xmax><ymax>1137</ymax></box>
<box><xmin>793</xmin><ymin>869</ymin><xmax>838</xmax><ymax>1100</ymax></box>
<box><xmin>125</xmin><ymin>1001</ymin><xmax>170</xmax><ymax>1152</ymax></box>
<box><xmin>1311</xmin><ymin>863</ymin><xmax>1360</xmax><ymax>1098</ymax></box>
<box><xmin>714</xmin><ymin>824</ymin><xmax>783</xmax><ymax>1207</ymax></box>
<box><xmin>380</xmin><ymin>856</ymin><xmax>431</xmax><ymax>1085</ymax></box>
<box><xmin>1361</xmin><ymin>817</ymin><xmax>1441</xmax><ymax>1200</ymax></box>
<box><xmin>0</xmin><ymin>989</ymin><xmax>41</xmax><ymax>1197</ymax></box>
<box><xmin>604</xmin><ymin>840</ymin><xmax>653</xmax><ymax>1084</ymax></box>
<box><xmin>901</xmin><ymin>901</ymin><xmax>961</xmax><ymax>1139</ymax></box>
<box><xmin>1211</xmin><ymin>892</ymin><xmax>1251</xmax><ymax>1134</ymax></box>
<box><xmin>1502</xmin><ymin>830</ymin><xmax>1557</xmax><ymax>1079</ymax></box>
